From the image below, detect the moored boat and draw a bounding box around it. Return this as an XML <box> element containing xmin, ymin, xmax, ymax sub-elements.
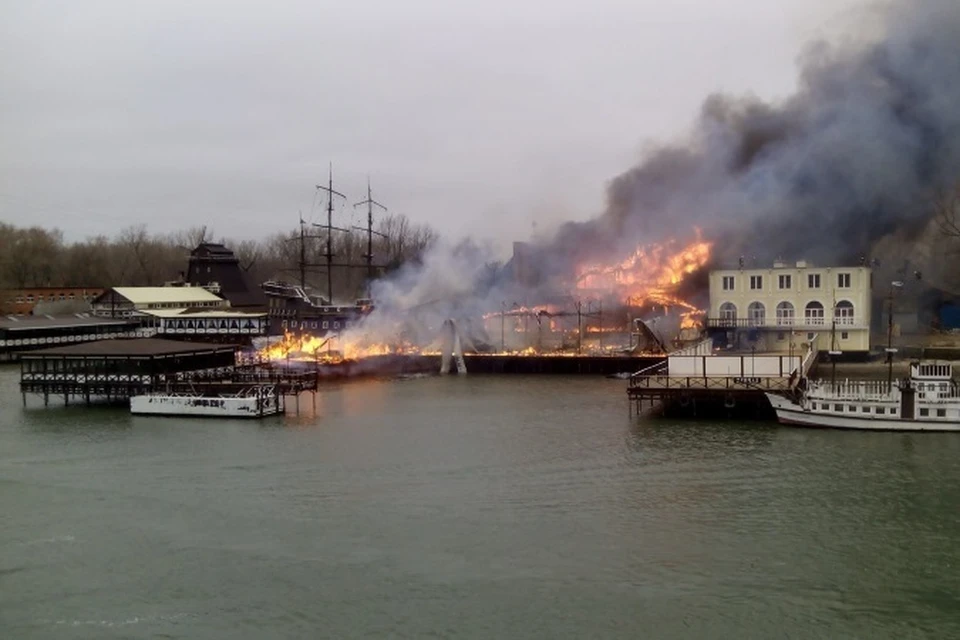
<box><xmin>130</xmin><ymin>386</ymin><xmax>283</xmax><ymax>418</ymax></box>
<box><xmin>765</xmin><ymin>361</ymin><xmax>960</xmax><ymax>431</ymax></box>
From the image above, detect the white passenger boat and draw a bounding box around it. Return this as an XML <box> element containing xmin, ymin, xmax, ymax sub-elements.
<box><xmin>765</xmin><ymin>361</ymin><xmax>960</xmax><ymax>431</ymax></box>
<box><xmin>130</xmin><ymin>387</ymin><xmax>283</xmax><ymax>418</ymax></box>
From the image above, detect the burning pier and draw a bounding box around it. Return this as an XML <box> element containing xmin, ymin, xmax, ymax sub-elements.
<box><xmin>252</xmin><ymin>230</ymin><xmax>715</xmax><ymax>373</ymax></box>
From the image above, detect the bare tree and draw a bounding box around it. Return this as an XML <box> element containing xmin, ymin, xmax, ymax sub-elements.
<box><xmin>934</xmin><ymin>181</ymin><xmax>960</xmax><ymax>237</ymax></box>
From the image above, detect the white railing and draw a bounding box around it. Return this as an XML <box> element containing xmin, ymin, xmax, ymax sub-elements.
<box><xmin>800</xmin><ymin>334</ymin><xmax>819</xmax><ymax>378</ymax></box>
<box><xmin>710</xmin><ymin>317</ymin><xmax>867</xmax><ymax>329</ymax></box>
<box><xmin>670</xmin><ymin>339</ymin><xmax>713</xmax><ymax>357</ymax></box>
<box><xmin>807</xmin><ymin>379</ymin><xmax>897</xmax><ymax>401</ymax></box>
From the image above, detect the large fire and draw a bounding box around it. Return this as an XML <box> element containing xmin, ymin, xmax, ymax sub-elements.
<box><xmin>257</xmin><ymin>232</ymin><xmax>713</xmax><ymax>362</ymax></box>
<box><xmin>575</xmin><ymin>230</ymin><xmax>712</xmax><ymax>307</ymax></box>
<box><xmin>257</xmin><ymin>331</ymin><xmax>427</xmax><ymax>364</ymax></box>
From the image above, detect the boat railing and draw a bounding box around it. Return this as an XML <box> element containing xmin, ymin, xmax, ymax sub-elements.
<box><xmin>807</xmin><ymin>379</ymin><xmax>897</xmax><ymax>401</ymax></box>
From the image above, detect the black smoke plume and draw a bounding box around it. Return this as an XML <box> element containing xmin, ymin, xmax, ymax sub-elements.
<box><xmin>547</xmin><ymin>0</ymin><xmax>960</xmax><ymax>269</ymax></box>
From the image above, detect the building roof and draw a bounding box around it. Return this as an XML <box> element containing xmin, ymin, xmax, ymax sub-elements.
<box><xmin>110</xmin><ymin>287</ymin><xmax>226</xmax><ymax>305</ymax></box>
<box><xmin>0</xmin><ymin>315</ymin><xmax>138</xmax><ymax>331</ymax></box>
<box><xmin>136</xmin><ymin>309</ymin><xmax>267</xmax><ymax>319</ymax></box>
<box><xmin>19</xmin><ymin>338</ymin><xmax>237</xmax><ymax>358</ymax></box>
<box><xmin>191</xmin><ymin>242</ymin><xmax>237</xmax><ymax>258</ymax></box>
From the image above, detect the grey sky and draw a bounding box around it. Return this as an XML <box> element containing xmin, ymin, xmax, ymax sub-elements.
<box><xmin>1</xmin><ymin>0</ymin><xmax>860</xmax><ymax>251</ymax></box>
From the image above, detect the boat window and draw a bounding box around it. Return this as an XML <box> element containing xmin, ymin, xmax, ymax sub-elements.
<box><xmin>861</xmin><ymin>406</ymin><xmax>870</xmax><ymax>413</ymax></box>
<box><xmin>920</xmin><ymin>408</ymin><xmax>929</xmax><ymax>417</ymax></box>
<box><xmin>848</xmin><ymin>405</ymin><xmax>856</xmax><ymax>412</ymax></box>
<box><xmin>834</xmin><ymin>404</ymin><xmax>843</xmax><ymax>412</ymax></box>
<box><xmin>937</xmin><ymin>409</ymin><xmax>946</xmax><ymax>418</ymax></box>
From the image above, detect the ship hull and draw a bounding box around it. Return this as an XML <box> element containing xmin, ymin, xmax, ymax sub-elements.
<box><xmin>765</xmin><ymin>393</ymin><xmax>960</xmax><ymax>432</ymax></box>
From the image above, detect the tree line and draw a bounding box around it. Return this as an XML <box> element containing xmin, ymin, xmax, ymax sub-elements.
<box><xmin>0</xmin><ymin>213</ymin><xmax>438</xmax><ymax>299</ymax></box>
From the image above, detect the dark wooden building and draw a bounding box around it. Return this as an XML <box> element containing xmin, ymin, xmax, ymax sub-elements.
<box><xmin>186</xmin><ymin>243</ymin><xmax>268</xmax><ymax>309</ymax></box>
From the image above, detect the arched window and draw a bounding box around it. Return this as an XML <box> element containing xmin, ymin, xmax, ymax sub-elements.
<box><xmin>835</xmin><ymin>300</ymin><xmax>855</xmax><ymax>325</ymax></box>
<box><xmin>776</xmin><ymin>301</ymin><xmax>795</xmax><ymax>326</ymax></box>
<box><xmin>747</xmin><ymin>301</ymin><xmax>766</xmax><ymax>326</ymax></box>
<box><xmin>719</xmin><ymin>302</ymin><xmax>737</xmax><ymax>326</ymax></box>
<box><xmin>805</xmin><ymin>301</ymin><xmax>825</xmax><ymax>325</ymax></box>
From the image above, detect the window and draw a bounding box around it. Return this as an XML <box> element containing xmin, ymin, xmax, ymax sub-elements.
<box><xmin>848</xmin><ymin>405</ymin><xmax>856</xmax><ymax>412</ymax></box>
<box><xmin>778</xmin><ymin>274</ymin><xmax>792</xmax><ymax>290</ymax></box>
<box><xmin>808</xmin><ymin>273</ymin><xmax>821</xmax><ymax>289</ymax></box>
<box><xmin>920</xmin><ymin>408</ymin><xmax>929</xmax><ymax>417</ymax></box>
<box><xmin>747</xmin><ymin>301</ymin><xmax>766</xmax><ymax>326</ymax></box>
<box><xmin>776</xmin><ymin>301</ymin><xmax>795</xmax><ymax>325</ymax></box>
<box><xmin>777</xmin><ymin>332</ymin><xmax>786</xmax><ymax>340</ymax></box>
<box><xmin>322</xmin><ymin>321</ymin><xmax>329</xmax><ymax>329</ymax></box>
<box><xmin>722</xmin><ymin>276</ymin><xmax>735</xmax><ymax>291</ymax></box>
<box><xmin>835</xmin><ymin>300</ymin><xmax>855</xmax><ymax>325</ymax></box>
<box><xmin>841</xmin><ymin>332</ymin><xmax>849</xmax><ymax>340</ymax></box>
<box><xmin>334</xmin><ymin>321</ymin><xmax>340</xmax><ymax>329</ymax></box>
<box><xmin>837</xmin><ymin>273</ymin><xmax>851</xmax><ymax>288</ymax></box>
<box><xmin>807</xmin><ymin>332</ymin><xmax>815</xmax><ymax>340</ymax></box>
<box><xmin>719</xmin><ymin>302</ymin><xmax>737</xmax><ymax>323</ymax></box>
<box><xmin>862</xmin><ymin>406</ymin><xmax>870</xmax><ymax>413</ymax></box>
<box><xmin>750</xmin><ymin>275</ymin><xmax>763</xmax><ymax>290</ymax></box>
<box><xmin>834</xmin><ymin>404</ymin><xmax>843</xmax><ymax>412</ymax></box>
<box><xmin>805</xmin><ymin>301</ymin><xmax>825</xmax><ymax>325</ymax></box>
<box><xmin>937</xmin><ymin>409</ymin><xmax>946</xmax><ymax>418</ymax></box>
<box><xmin>26</xmin><ymin>294</ymin><xmax>34</xmax><ymax>302</ymax></box>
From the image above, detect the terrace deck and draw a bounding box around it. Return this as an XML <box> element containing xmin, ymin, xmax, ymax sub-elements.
<box><xmin>18</xmin><ymin>338</ymin><xmax>317</xmax><ymax>406</ymax></box>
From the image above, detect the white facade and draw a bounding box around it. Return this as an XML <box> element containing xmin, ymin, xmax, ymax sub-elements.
<box><xmin>91</xmin><ymin>286</ymin><xmax>227</xmax><ymax>318</ymax></box>
<box><xmin>708</xmin><ymin>260</ymin><xmax>872</xmax><ymax>352</ymax></box>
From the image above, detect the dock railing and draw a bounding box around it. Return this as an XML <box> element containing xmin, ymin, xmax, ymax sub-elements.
<box><xmin>800</xmin><ymin>334</ymin><xmax>819</xmax><ymax>379</ymax></box>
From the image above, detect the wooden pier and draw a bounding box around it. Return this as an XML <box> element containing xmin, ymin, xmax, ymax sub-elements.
<box><xmin>627</xmin><ymin>338</ymin><xmax>820</xmax><ymax>419</ymax></box>
<box><xmin>19</xmin><ymin>338</ymin><xmax>319</xmax><ymax>407</ymax></box>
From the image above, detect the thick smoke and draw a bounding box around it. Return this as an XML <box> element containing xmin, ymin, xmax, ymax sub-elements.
<box><xmin>340</xmin><ymin>0</ymin><xmax>960</xmax><ymax>351</ymax></box>
<box><xmin>553</xmin><ymin>0</ymin><xmax>960</xmax><ymax>268</ymax></box>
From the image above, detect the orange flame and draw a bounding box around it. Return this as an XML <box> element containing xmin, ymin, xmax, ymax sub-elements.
<box><xmin>576</xmin><ymin>230</ymin><xmax>711</xmax><ymax>304</ymax></box>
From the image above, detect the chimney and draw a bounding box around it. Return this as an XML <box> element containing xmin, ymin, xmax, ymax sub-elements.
<box><xmin>796</xmin><ymin>260</ymin><xmax>808</xmax><ymax>268</ymax></box>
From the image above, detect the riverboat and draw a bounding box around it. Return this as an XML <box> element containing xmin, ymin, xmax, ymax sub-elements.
<box><xmin>765</xmin><ymin>361</ymin><xmax>960</xmax><ymax>431</ymax></box>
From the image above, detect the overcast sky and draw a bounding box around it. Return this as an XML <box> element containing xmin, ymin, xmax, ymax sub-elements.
<box><xmin>0</xmin><ymin>0</ymin><xmax>862</xmax><ymax>252</ymax></box>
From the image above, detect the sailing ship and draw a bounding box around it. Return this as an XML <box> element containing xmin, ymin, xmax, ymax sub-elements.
<box><xmin>765</xmin><ymin>361</ymin><xmax>960</xmax><ymax>431</ymax></box>
<box><xmin>262</xmin><ymin>169</ymin><xmax>386</xmax><ymax>338</ymax></box>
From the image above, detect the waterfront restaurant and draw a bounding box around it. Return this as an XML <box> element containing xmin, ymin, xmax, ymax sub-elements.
<box><xmin>91</xmin><ymin>286</ymin><xmax>228</xmax><ymax>318</ymax></box>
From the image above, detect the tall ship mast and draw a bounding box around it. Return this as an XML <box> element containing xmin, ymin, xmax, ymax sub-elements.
<box><xmin>261</xmin><ymin>167</ymin><xmax>388</xmax><ymax>338</ymax></box>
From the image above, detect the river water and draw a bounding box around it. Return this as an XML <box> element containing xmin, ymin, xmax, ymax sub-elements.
<box><xmin>2</xmin><ymin>365</ymin><xmax>959</xmax><ymax>639</ymax></box>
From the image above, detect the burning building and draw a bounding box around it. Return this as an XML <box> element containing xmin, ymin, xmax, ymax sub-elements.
<box><xmin>258</xmin><ymin>0</ymin><xmax>960</xmax><ymax>365</ymax></box>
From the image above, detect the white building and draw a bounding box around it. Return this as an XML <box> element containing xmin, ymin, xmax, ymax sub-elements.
<box><xmin>91</xmin><ymin>286</ymin><xmax>228</xmax><ymax>318</ymax></box>
<box><xmin>707</xmin><ymin>260</ymin><xmax>872</xmax><ymax>353</ymax></box>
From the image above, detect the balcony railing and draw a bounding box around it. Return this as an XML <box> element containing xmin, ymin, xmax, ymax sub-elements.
<box><xmin>706</xmin><ymin>317</ymin><xmax>865</xmax><ymax>329</ymax></box>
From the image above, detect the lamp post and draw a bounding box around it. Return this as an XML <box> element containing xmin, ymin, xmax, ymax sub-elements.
<box><xmin>886</xmin><ymin>281</ymin><xmax>903</xmax><ymax>388</ymax></box>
